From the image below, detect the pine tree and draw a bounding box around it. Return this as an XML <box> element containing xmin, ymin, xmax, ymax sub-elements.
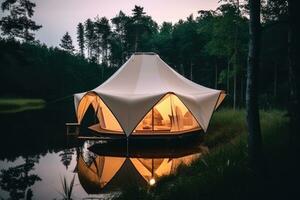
<box><xmin>111</xmin><ymin>11</ymin><xmax>130</xmax><ymax>63</ymax></box>
<box><xmin>94</xmin><ymin>16</ymin><xmax>111</xmax><ymax>65</ymax></box>
<box><xmin>77</xmin><ymin>22</ymin><xmax>85</xmax><ymax>57</ymax></box>
<box><xmin>0</xmin><ymin>0</ymin><xmax>42</xmax><ymax>42</ymax></box>
<box><xmin>84</xmin><ymin>18</ymin><xmax>96</xmax><ymax>60</ymax></box>
<box><xmin>60</xmin><ymin>32</ymin><xmax>75</xmax><ymax>54</ymax></box>
<box><xmin>131</xmin><ymin>5</ymin><xmax>146</xmax><ymax>51</ymax></box>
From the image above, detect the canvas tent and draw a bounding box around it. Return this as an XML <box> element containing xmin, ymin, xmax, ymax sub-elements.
<box><xmin>74</xmin><ymin>52</ymin><xmax>225</xmax><ymax>136</ymax></box>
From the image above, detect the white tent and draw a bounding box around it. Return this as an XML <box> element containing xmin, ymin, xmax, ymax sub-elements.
<box><xmin>74</xmin><ymin>53</ymin><xmax>225</xmax><ymax>136</ymax></box>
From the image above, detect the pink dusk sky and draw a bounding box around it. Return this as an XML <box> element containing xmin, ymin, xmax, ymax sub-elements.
<box><xmin>29</xmin><ymin>0</ymin><xmax>219</xmax><ymax>47</ymax></box>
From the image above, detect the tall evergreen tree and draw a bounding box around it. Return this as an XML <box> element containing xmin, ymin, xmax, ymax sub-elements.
<box><xmin>0</xmin><ymin>0</ymin><xmax>42</xmax><ymax>41</ymax></box>
<box><xmin>60</xmin><ymin>32</ymin><xmax>75</xmax><ymax>54</ymax></box>
<box><xmin>84</xmin><ymin>18</ymin><xmax>96</xmax><ymax>60</ymax></box>
<box><xmin>94</xmin><ymin>17</ymin><xmax>111</xmax><ymax>65</ymax></box>
<box><xmin>111</xmin><ymin>11</ymin><xmax>130</xmax><ymax>62</ymax></box>
<box><xmin>131</xmin><ymin>5</ymin><xmax>146</xmax><ymax>51</ymax></box>
<box><xmin>77</xmin><ymin>22</ymin><xmax>85</xmax><ymax>57</ymax></box>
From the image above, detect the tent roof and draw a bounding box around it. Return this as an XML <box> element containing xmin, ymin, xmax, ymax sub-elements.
<box><xmin>74</xmin><ymin>53</ymin><xmax>225</xmax><ymax>136</ymax></box>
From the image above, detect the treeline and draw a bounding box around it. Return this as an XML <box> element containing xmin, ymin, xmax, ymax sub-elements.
<box><xmin>0</xmin><ymin>0</ymin><xmax>290</xmax><ymax>108</ymax></box>
<box><xmin>0</xmin><ymin>39</ymin><xmax>116</xmax><ymax>100</ymax></box>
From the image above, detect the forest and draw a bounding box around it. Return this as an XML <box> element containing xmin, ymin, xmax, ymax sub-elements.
<box><xmin>0</xmin><ymin>0</ymin><xmax>299</xmax><ymax>199</ymax></box>
<box><xmin>0</xmin><ymin>0</ymin><xmax>291</xmax><ymax>109</ymax></box>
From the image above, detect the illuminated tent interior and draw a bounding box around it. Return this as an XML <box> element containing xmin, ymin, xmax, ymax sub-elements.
<box><xmin>76</xmin><ymin>152</ymin><xmax>201</xmax><ymax>193</ymax></box>
<box><xmin>74</xmin><ymin>53</ymin><xmax>225</xmax><ymax>136</ymax></box>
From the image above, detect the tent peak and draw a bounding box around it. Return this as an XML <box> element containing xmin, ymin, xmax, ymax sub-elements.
<box><xmin>133</xmin><ymin>52</ymin><xmax>157</xmax><ymax>55</ymax></box>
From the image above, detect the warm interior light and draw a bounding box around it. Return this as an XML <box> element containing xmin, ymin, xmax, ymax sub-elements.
<box><xmin>133</xmin><ymin>93</ymin><xmax>200</xmax><ymax>134</ymax></box>
<box><xmin>149</xmin><ymin>178</ymin><xmax>156</xmax><ymax>186</ymax></box>
<box><xmin>77</xmin><ymin>92</ymin><xmax>123</xmax><ymax>133</ymax></box>
<box><xmin>77</xmin><ymin>93</ymin><xmax>201</xmax><ymax>135</ymax></box>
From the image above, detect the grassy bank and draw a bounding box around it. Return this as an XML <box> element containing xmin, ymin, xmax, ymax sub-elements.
<box><xmin>0</xmin><ymin>98</ymin><xmax>45</xmax><ymax>113</ymax></box>
<box><xmin>116</xmin><ymin>109</ymin><xmax>296</xmax><ymax>200</ymax></box>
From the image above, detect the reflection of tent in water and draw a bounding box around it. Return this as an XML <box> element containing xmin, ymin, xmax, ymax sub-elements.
<box><xmin>76</xmin><ymin>153</ymin><xmax>201</xmax><ymax>194</ymax></box>
<box><xmin>74</xmin><ymin>53</ymin><xmax>225</xmax><ymax>136</ymax></box>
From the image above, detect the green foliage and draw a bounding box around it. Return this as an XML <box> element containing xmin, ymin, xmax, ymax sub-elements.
<box><xmin>60</xmin><ymin>32</ymin><xmax>75</xmax><ymax>54</ymax></box>
<box><xmin>0</xmin><ymin>39</ymin><xmax>113</xmax><ymax>100</ymax></box>
<box><xmin>0</xmin><ymin>98</ymin><xmax>45</xmax><ymax>113</ymax></box>
<box><xmin>76</xmin><ymin>22</ymin><xmax>85</xmax><ymax>57</ymax></box>
<box><xmin>0</xmin><ymin>0</ymin><xmax>42</xmax><ymax>41</ymax></box>
<box><xmin>115</xmin><ymin>110</ymin><xmax>290</xmax><ymax>200</ymax></box>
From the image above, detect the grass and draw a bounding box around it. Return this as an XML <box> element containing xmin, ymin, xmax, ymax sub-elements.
<box><xmin>58</xmin><ymin>175</ymin><xmax>76</xmax><ymax>200</ymax></box>
<box><xmin>0</xmin><ymin>98</ymin><xmax>45</xmax><ymax>113</ymax></box>
<box><xmin>115</xmin><ymin>109</ymin><xmax>295</xmax><ymax>200</ymax></box>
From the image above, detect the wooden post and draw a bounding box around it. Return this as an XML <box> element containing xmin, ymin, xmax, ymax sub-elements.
<box><xmin>66</xmin><ymin>123</ymin><xmax>80</xmax><ymax>136</ymax></box>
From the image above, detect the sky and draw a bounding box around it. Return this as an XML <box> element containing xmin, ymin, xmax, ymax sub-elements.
<box><xmin>1</xmin><ymin>0</ymin><xmax>220</xmax><ymax>47</ymax></box>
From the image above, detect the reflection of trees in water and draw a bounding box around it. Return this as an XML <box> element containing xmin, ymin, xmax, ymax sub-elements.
<box><xmin>0</xmin><ymin>156</ymin><xmax>41</xmax><ymax>199</ymax></box>
<box><xmin>59</xmin><ymin>148</ymin><xmax>75</xmax><ymax>170</ymax></box>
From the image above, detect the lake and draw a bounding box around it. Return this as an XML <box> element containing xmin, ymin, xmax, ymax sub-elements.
<box><xmin>0</xmin><ymin>100</ymin><xmax>205</xmax><ymax>199</ymax></box>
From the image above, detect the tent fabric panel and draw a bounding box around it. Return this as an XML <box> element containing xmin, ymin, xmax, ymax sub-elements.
<box><xmin>215</xmin><ymin>91</ymin><xmax>226</xmax><ymax>110</ymax></box>
<box><xmin>133</xmin><ymin>55</ymin><xmax>171</xmax><ymax>93</ymax></box>
<box><xmin>94</xmin><ymin>55</ymin><xmax>143</xmax><ymax>93</ymax></box>
<box><xmin>176</xmin><ymin>91</ymin><xmax>222</xmax><ymax>132</ymax></box>
<box><xmin>98</xmin><ymin>92</ymin><xmax>165</xmax><ymax>136</ymax></box>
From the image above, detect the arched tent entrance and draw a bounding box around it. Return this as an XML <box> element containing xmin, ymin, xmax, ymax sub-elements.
<box><xmin>133</xmin><ymin>93</ymin><xmax>201</xmax><ymax>135</ymax></box>
<box><xmin>76</xmin><ymin>93</ymin><xmax>203</xmax><ymax>135</ymax></box>
<box><xmin>76</xmin><ymin>92</ymin><xmax>123</xmax><ymax>134</ymax></box>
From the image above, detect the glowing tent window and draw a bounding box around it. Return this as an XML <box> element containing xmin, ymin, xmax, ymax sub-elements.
<box><xmin>133</xmin><ymin>94</ymin><xmax>201</xmax><ymax>134</ymax></box>
<box><xmin>77</xmin><ymin>93</ymin><xmax>123</xmax><ymax>133</ymax></box>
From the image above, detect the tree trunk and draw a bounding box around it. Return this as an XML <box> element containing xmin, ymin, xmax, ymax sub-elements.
<box><xmin>190</xmin><ymin>62</ymin><xmax>193</xmax><ymax>81</ymax></box>
<box><xmin>273</xmin><ymin>62</ymin><xmax>277</xmax><ymax>97</ymax></box>
<box><xmin>240</xmin><ymin>74</ymin><xmax>243</xmax><ymax>108</ymax></box>
<box><xmin>227</xmin><ymin>58</ymin><xmax>230</xmax><ymax>95</ymax></box>
<box><xmin>215</xmin><ymin>63</ymin><xmax>218</xmax><ymax>89</ymax></box>
<box><xmin>233</xmin><ymin>67</ymin><xmax>237</xmax><ymax>110</ymax></box>
<box><xmin>233</xmin><ymin>0</ymin><xmax>240</xmax><ymax>111</ymax></box>
<box><xmin>246</xmin><ymin>0</ymin><xmax>263</xmax><ymax>169</ymax></box>
<box><xmin>134</xmin><ymin>34</ymin><xmax>138</xmax><ymax>52</ymax></box>
<box><xmin>101</xmin><ymin>65</ymin><xmax>105</xmax><ymax>82</ymax></box>
<box><xmin>180</xmin><ymin>64</ymin><xmax>185</xmax><ymax>77</ymax></box>
<box><xmin>287</xmin><ymin>0</ymin><xmax>299</xmax><ymax>146</ymax></box>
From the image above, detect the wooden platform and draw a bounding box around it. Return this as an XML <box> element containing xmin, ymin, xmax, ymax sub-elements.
<box><xmin>66</xmin><ymin>122</ymin><xmax>80</xmax><ymax>136</ymax></box>
<box><xmin>88</xmin><ymin>123</ymin><xmax>202</xmax><ymax>136</ymax></box>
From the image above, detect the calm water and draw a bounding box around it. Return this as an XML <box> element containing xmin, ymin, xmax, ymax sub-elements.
<box><xmin>0</xmin><ymin>101</ymin><xmax>205</xmax><ymax>199</ymax></box>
